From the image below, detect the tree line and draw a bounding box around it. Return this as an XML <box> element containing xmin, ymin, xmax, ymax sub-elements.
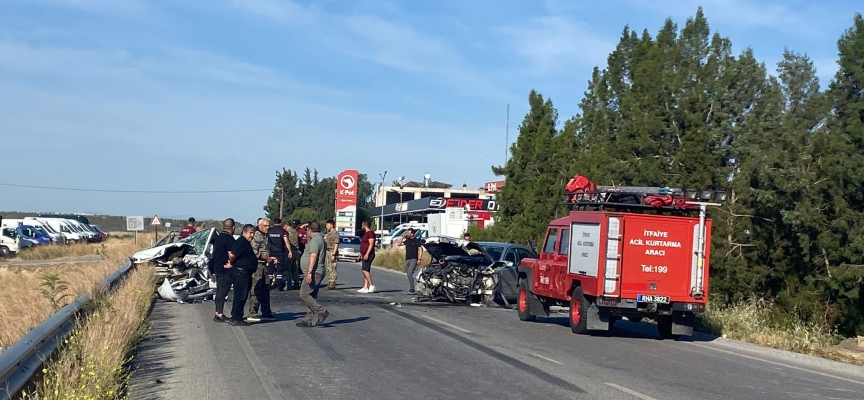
<box><xmin>262</xmin><ymin>167</ymin><xmax>375</xmax><ymax>231</ymax></box>
<box><xmin>478</xmin><ymin>8</ymin><xmax>864</xmax><ymax>337</ymax></box>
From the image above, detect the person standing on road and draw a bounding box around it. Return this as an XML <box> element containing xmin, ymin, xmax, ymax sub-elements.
<box><xmin>324</xmin><ymin>220</ymin><xmax>340</xmax><ymax>290</ymax></box>
<box><xmin>211</xmin><ymin>218</ymin><xmax>236</xmax><ymax>322</ymax></box>
<box><xmin>286</xmin><ymin>220</ymin><xmax>302</xmax><ymax>290</ymax></box>
<box><xmin>397</xmin><ymin>228</ymin><xmax>424</xmax><ymax>295</ymax></box>
<box><xmin>225</xmin><ymin>224</ymin><xmax>258</xmax><ymax>326</ymax></box>
<box><xmin>357</xmin><ymin>221</ymin><xmax>377</xmax><ymax>293</ymax></box>
<box><xmin>297</xmin><ymin>222</ymin><xmax>330</xmax><ymax>327</ymax></box>
<box><xmin>179</xmin><ymin>217</ymin><xmax>196</xmax><ymax>239</ymax></box>
<box><xmin>248</xmin><ymin>218</ymin><xmax>277</xmax><ymax>322</ymax></box>
<box><xmin>268</xmin><ymin>218</ymin><xmax>293</xmax><ymax>291</ymax></box>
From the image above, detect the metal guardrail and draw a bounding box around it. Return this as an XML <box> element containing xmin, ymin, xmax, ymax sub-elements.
<box><xmin>0</xmin><ymin>257</ymin><xmax>138</xmax><ymax>400</ymax></box>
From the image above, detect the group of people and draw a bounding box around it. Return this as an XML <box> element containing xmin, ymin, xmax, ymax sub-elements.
<box><xmin>197</xmin><ymin>216</ymin><xmax>435</xmax><ymax>327</ymax></box>
<box><xmin>207</xmin><ymin>217</ymin><xmax>336</xmax><ymax>327</ymax></box>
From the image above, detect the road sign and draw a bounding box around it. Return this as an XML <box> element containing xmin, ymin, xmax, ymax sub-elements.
<box><xmin>165</xmin><ymin>222</ymin><xmax>171</xmax><ymax>228</ymax></box>
<box><xmin>126</xmin><ymin>216</ymin><xmax>145</xmax><ymax>232</ymax></box>
<box><xmin>150</xmin><ymin>215</ymin><xmax>162</xmax><ymax>226</ymax></box>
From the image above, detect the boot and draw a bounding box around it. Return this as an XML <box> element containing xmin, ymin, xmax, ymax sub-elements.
<box><xmin>326</xmin><ymin>283</ymin><xmax>336</xmax><ymax>290</ymax></box>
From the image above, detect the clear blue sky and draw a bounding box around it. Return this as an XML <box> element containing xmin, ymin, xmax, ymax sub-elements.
<box><xmin>1</xmin><ymin>0</ymin><xmax>859</xmax><ymax>222</ymax></box>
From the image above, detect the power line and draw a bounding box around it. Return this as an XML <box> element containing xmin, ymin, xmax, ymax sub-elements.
<box><xmin>0</xmin><ymin>182</ymin><xmax>271</xmax><ymax>194</ymax></box>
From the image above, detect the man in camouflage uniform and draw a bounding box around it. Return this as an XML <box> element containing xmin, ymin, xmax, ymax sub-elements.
<box><xmin>324</xmin><ymin>220</ymin><xmax>340</xmax><ymax>290</ymax></box>
<box><xmin>248</xmin><ymin>218</ymin><xmax>276</xmax><ymax>322</ymax></box>
<box><xmin>285</xmin><ymin>220</ymin><xmax>302</xmax><ymax>290</ymax></box>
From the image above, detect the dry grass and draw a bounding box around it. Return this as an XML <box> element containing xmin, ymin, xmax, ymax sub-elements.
<box><xmin>372</xmin><ymin>246</ymin><xmax>432</xmax><ymax>271</ymax></box>
<box><xmin>12</xmin><ymin>233</ymin><xmax>160</xmax><ymax>261</ymax></box>
<box><xmin>14</xmin><ymin>243</ymin><xmax>106</xmax><ymax>261</ymax></box>
<box><xmin>0</xmin><ymin>241</ymin><xmax>145</xmax><ymax>348</ymax></box>
<box><xmin>19</xmin><ymin>266</ymin><xmax>157</xmax><ymax>400</ymax></box>
<box><xmin>698</xmin><ymin>298</ymin><xmax>864</xmax><ymax>366</ymax></box>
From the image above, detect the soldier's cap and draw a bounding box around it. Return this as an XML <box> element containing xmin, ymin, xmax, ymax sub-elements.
<box><xmin>292</xmin><ymin>219</ymin><xmax>301</xmax><ymax>227</ymax></box>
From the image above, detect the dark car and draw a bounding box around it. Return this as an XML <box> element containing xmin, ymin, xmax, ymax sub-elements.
<box><xmin>476</xmin><ymin>241</ymin><xmax>538</xmax><ymax>305</ymax></box>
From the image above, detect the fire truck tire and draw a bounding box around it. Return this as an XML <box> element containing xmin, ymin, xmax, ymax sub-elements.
<box><xmin>516</xmin><ymin>280</ymin><xmax>536</xmax><ymax>321</ymax></box>
<box><xmin>656</xmin><ymin>316</ymin><xmax>680</xmax><ymax>340</ymax></box>
<box><xmin>569</xmin><ymin>286</ymin><xmax>589</xmax><ymax>334</ymax></box>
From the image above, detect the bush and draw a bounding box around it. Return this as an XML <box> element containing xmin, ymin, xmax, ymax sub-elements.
<box><xmin>697</xmin><ymin>298</ymin><xmax>864</xmax><ymax>366</ymax></box>
<box><xmin>372</xmin><ymin>247</ymin><xmax>432</xmax><ymax>271</ymax></box>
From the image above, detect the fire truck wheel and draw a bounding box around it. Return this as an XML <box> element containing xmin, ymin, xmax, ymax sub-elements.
<box><xmin>569</xmin><ymin>286</ymin><xmax>589</xmax><ymax>334</ymax></box>
<box><xmin>516</xmin><ymin>280</ymin><xmax>536</xmax><ymax>321</ymax></box>
<box><xmin>656</xmin><ymin>316</ymin><xmax>680</xmax><ymax>340</ymax></box>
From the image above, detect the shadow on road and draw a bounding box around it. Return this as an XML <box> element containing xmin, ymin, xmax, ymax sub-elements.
<box><xmin>536</xmin><ymin>315</ymin><xmax>717</xmax><ymax>342</ymax></box>
<box><xmin>319</xmin><ymin>316</ymin><xmax>370</xmax><ymax>328</ymax></box>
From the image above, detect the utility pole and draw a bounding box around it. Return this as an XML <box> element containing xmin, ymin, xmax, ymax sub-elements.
<box><xmin>378</xmin><ymin>171</ymin><xmax>387</xmax><ymax>233</ymax></box>
<box><xmin>505</xmin><ymin>103</ymin><xmax>510</xmax><ymax>165</ymax></box>
<box><xmin>279</xmin><ymin>187</ymin><xmax>284</xmax><ymax>220</ymax></box>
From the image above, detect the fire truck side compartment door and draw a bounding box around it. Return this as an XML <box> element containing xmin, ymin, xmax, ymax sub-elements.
<box><xmin>568</xmin><ymin>222</ymin><xmax>601</xmax><ymax>277</ymax></box>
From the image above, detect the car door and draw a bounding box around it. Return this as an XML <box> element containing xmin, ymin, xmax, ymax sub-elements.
<box><xmin>534</xmin><ymin>228</ymin><xmax>560</xmax><ymax>296</ymax></box>
<box><xmin>498</xmin><ymin>247</ymin><xmax>520</xmax><ymax>302</ymax></box>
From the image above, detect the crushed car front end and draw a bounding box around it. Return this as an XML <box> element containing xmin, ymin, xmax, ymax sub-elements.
<box><xmin>414</xmin><ymin>236</ymin><xmax>502</xmax><ymax>304</ymax></box>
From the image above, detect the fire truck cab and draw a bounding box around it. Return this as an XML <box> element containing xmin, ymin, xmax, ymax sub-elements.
<box><xmin>516</xmin><ymin>182</ymin><xmax>723</xmax><ymax>339</ymax></box>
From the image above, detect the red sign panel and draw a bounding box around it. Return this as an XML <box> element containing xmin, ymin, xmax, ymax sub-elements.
<box><xmin>484</xmin><ymin>180</ymin><xmax>505</xmax><ymax>193</ymax></box>
<box><xmin>335</xmin><ymin>169</ymin><xmax>359</xmax><ymax>211</ymax></box>
<box><xmin>430</xmin><ymin>197</ymin><xmax>499</xmax><ymax>211</ymax></box>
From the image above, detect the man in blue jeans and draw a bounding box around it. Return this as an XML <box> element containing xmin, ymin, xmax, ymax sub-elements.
<box><xmin>397</xmin><ymin>228</ymin><xmax>424</xmax><ymax>295</ymax></box>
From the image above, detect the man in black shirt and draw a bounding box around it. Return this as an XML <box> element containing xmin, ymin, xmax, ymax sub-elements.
<box><xmin>268</xmin><ymin>218</ymin><xmax>293</xmax><ymax>291</ymax></box>
<box><xmin>226</xmin><ymin>224</ymin><xmax>258</xmax><ymax>326</ymax></box>
<box><xmin>211</xmin><ymin>218</ymin><xmax>236</xmax><ymax>323</ymax></box>
<box><xmin>397</xmin><ymin>228</ymin><xmax>424</xmax><ymax>295</ymax></box>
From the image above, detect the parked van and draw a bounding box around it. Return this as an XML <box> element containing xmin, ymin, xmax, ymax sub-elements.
<box><xmin>24</xmin><ymin>217</ymin><xmax>64</xmax><ymax>243</ymax></box>
<box><xmin>38</xmin><ymin>218</ymin><xmax>84</xmax><ymax>243</ymax></box>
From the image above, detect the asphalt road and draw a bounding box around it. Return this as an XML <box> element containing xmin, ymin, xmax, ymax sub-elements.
<box><xmin>128</xmin><ymin>261</ymin><xmax>864</xmax><ymax>400</ymax></box>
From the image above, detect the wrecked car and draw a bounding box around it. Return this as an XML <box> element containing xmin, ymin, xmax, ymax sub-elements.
<box><xmin>132</xmin><ymin>228</ymin><xmax>217</xmax><ymax>303</ymax></box>
<box><xmin>413</xmin><ymin>236</ymin><xmax>505</xmax><ymax>305</ymax></box>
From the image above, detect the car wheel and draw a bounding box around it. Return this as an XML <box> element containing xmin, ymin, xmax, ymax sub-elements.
<box><xmin>516</xmin><ymin>279</ymin><xmax>536</xmax><ymax>321</ymax></box>
<box><xmin>569</xmin><ymin>286</ymin><xmax>589</xmax><ymax>334</ymax></box>
<box><xmin>0</xmin><ymin>246</ymin><xmax>10</xmax><ymax>258</ymax></box>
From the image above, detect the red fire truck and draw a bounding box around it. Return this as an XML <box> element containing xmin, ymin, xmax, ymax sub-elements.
<box><xmin>516</xmin><ymin>178</ymin><xmax>724</xmax><ymax>339</ymax></box>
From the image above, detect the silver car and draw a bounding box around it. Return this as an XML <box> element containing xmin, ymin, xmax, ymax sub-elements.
<box><xmin>337</xmin><ymin>235</ymin><xmax>362</xmax><ymax>261</ymax></box>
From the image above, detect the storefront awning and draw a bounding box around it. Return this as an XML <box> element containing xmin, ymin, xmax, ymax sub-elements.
<box><xmin>373</xmin><ymin>196</ymin><xmax>499</xmax><ymax>218</ymax></box>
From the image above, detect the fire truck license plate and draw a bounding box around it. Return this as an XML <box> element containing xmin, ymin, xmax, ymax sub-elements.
<box><xmin>637</xmin><ymin>295</ymin><xmax>670</xmax><ymax>304</ymax></box>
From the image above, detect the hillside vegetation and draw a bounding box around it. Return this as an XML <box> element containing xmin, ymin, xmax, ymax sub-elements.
<box><xmin>473</xmin><ymin>9</ymin><xmax>864</xmax><ymax>348</ymax></box>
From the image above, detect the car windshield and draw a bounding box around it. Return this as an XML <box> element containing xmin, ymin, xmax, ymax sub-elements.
<box><xmin>388</xmin><ymin>228</ymin><xmax>408</xmax><ymax>238</ymax></box>
<box><xmin>341</xmin><ymin>236</ymin><xmax>361</xmax><ymax>244</ymax></box>
<box><xmin>481</xmin><ymin>245</ymin><xmax>504</xmax><ymax>260</ymax></box>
